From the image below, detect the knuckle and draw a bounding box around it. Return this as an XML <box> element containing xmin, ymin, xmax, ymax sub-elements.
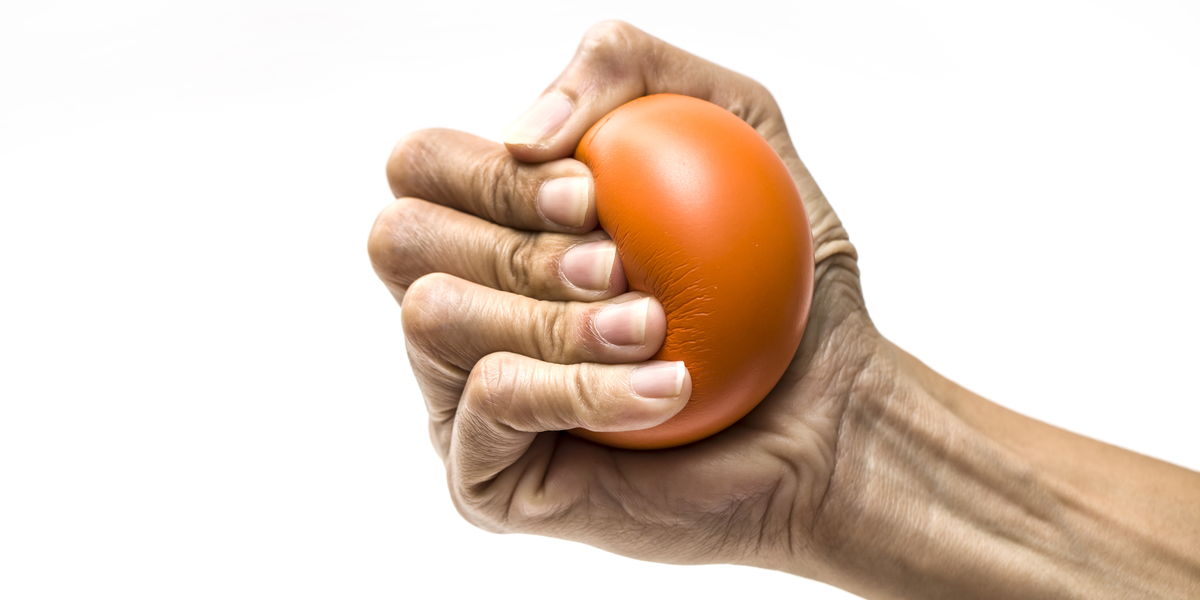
<box><xmin>577</xmin><ymin>20</ymin><xmax>646</xmax><ymax>69</ymax></box>
<box><xmin>571</xmin><ymin>364</ymin><xmax>616</xmax><ymax>430</ymax></box>
<box><xmin>385</xmin><ymin>128</ymin><xmax>441</xmax><ymax>197</ymax></box>
<box><xmin>756</xmin><ymin>81</ymin><xmax>780</xmax><ymax>107</ymax></box>
<box><xmin>748</xmin><ymin>79</ymin><xmax>784</xmax><ymax>122</ymax></box>
<box><xmin>496</xmin><ymin>233</ymin><xmax>538</xmax><ymax>296</ymax></box>
<box><xmin>366</xmin><ymin>209</ymin><xmax>395</xmax><ymax>277</ymax></box>
<box><xmin>581</xmin><ymin>19</ymin><xmax>641</xmax><ymax>49</ymax></box>
<box><xmin>726</xmin><ymin>78</ymin><xmax>787</xmax><ymax>138</ymax></box>
<box><xmin>743</xmin><ymin>76</ymin><xmax>777</xmax><ymax>104</ymax></box>
<box><xmin>725</xmin><ymin>79</ymin><xmax>779</xmax><ymax>123</ymax></box>
<box><xmin>533</xmin><ymin>300</ymin><xmax>574</xmax><ymax>363</ymax></box>
<box><xmin>400</xmin><ymin>272</ymin><xmax>460</xmax><ymax>343</ymax></box>
<box><xmin>465</xmin><ymin>351</ymin><xmax>521</xmax><ymax>419</ymax></box>
<box><xmin>368</xmin><ymin>197</ymin><xmax>434</xmax><ymax>291</ymax></box>
<box><xmin>478</xmin><ymin>150</ymin><xmax>520</xmax><ymax>225</ymax></box>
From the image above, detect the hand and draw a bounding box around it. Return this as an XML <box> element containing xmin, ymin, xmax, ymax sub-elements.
<box><xmin>371</xmin><ymin>21</ymin><xmax>1200</xmax><ymax>599</ymax></box>
<box><xmin>368</xmin><ymin>20</ymin><xmax>871</xmax><ymax>573</ymax></box>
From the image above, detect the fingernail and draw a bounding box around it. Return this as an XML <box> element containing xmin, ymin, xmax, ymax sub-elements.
<box><xmin>539</xmin><ymin>177</ymin><xmax>589</xmax><ymax>228</ymax></box>
<box><xmin>503</xmin><ymin>92</ymin><xmax>573</xmax><ymax>147</ymax></box>
<box><xmin>631</xmin><ymin>362</ymin><xmax>686</xmax><ymax>398</ymax></box>
<box><xmin>562</xmin><ymin>241</ymin><xmax>616</xmax><ymax>291</ymax></box>
<box><xmin>595</xmin><ymin>297</ymin><xmax>648</xmax><ymax>346</ymax></box>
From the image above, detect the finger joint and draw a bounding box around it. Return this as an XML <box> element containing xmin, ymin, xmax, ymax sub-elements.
<box><xmin>496</xmin><ymin>233</ymin><xmax>538</xmax><ymax>297</ymax></box>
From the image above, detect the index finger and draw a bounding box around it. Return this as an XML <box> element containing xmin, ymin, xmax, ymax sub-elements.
<box><xmin>501</xmin><ymin>20</ymin><xmax>787</xmax><ymax>163</ymax></box>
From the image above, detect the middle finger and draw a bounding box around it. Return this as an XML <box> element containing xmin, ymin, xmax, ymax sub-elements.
<box><xmin>368</xmin><ymin>196</ymin><xmax>626</xmax><ymax>303</ymax></box>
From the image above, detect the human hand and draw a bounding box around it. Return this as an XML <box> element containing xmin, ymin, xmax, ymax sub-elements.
<box><xmin>368</xmin><ymin>21</ymin><xmax>874</xmax><ymax>575</ymax></box>
<box><xmin>370</xmin><ymin>20</ymin><xmax>1200</xmax><ymax>600</ymax></box>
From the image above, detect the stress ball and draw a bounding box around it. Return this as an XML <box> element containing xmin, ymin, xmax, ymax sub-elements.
<box><xmin>572</xmin><ymin>93</ymin><xmax>815</xmax><ymax>450</ymax></box>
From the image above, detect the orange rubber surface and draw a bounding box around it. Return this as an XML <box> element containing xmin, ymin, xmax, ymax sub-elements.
<box><xmin>573</xmin><ymin>94</ymin><xmax>815</xmax><ymax>449</ymax></box>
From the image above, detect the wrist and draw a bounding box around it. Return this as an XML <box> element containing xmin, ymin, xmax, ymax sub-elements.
<box><xmin>809</xmin><ymin>340</ymin><xmax>1072</xmax><ymax>598</ymax></box>
<box><xmin>797</xmin><ymin>339</ymin><xmax>1200</xmax><ymax>599</ymax></box>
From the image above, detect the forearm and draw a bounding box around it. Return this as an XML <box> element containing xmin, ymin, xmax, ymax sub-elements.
<box><xmin>803</xmin><ymin>338</ymin><xmax>1200</xmax><ymax>599</ymax></box>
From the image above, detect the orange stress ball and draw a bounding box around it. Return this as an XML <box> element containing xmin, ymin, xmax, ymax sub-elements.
<box><xmin>573</xmin><ymin>94</ymin><xmax>815</xmax><ymax>450</ymax></box>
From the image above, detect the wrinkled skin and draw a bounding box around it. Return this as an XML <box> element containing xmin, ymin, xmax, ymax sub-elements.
<box><xmin>370</xmin><ymin>21</ymin><xmax>1200</xmax><ymax>600</ymax></box>
<box><xmin>368</xmin><ymin>21</ymin><xmax>875</xmax><ymax>576</ymax></box>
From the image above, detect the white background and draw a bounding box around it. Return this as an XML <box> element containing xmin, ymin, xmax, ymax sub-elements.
<box><xmin>2</xmin><ymin>1</ymin><xmax>1197</xmax><ymax>598</ymax></box>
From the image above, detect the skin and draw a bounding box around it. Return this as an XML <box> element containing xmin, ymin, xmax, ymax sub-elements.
<box><xmin>368</xmin><ymin>21</ymin><xmax>1200</xmax><ymax>599</ymax></box>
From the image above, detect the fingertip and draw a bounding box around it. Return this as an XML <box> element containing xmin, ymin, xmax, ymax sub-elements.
<box><xmin>647</xmin><ymin>361</ymin><xmax>691</xmax><ymax>417</ymax></box>
<box><xmin>641</xmin><ymin>294</ymin><xmax>666</xmax><ymax>348</ymax></box>
<box><xmin>503</xmin><ymin>92</ymin><xmax>584</xmax><ymax>164</ymax></box>
<box><xmin>503</xmin><ymin>92</ymin><xmax>574</xmax><ymax>148</ymax></box>
<box><xmin>606</xmin><ymin>248</ymin><xmax>628</xmax><ymax>294</ymax></box>
<box><xmin>538</xmin><ymin>176</ymin><xmax>590</xmax><ymax>229</ymax></box>
<box><xmin>504</xmin><ymin>142</ymin><xmax>561</xmax><ymax>164</ymax></box>
<box><xmin>630</xmin><ymin>361</ymin><xmax>687</xmax><ymax>400</ymax></box>
<box><xmin>562</xmin><ymin>240</ymin><xmax>618</xmax><ymax>293</ymax></box>
<box><xmin>589</xmin><ymin>292</ymin><xmax>662</xmax><ymax>353</ymax></box>
<box><xmin>560</xmin><ymin>234</ymin><xmax>625</xmax><ymax>301</ymax></box>
<box><xmin>678</xmin><ymin>362</ymin><xmax>693</xmax><ymax>403</ymax></box>
<box><xmin>676</xmin><ymin>360</ymin><xmax>696</xmax><ymax>398</ymax></box>
<box><xmin>615</xmin><ymin>361</ymin><xmax>690</xmax><ymax>431</ymax></box>
<box><xmin>502</xmin><ymin>103</ymin><xmax>601</xmax><ymax>165</ymax></box>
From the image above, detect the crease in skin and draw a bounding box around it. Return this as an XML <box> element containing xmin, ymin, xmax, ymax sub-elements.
<box><xmin>385</xmin><ymin>23</ymin><xmax>1200</xmax><ymax>598</ymax></box>
<box><xmin>503</xmin><ymin>434</ymin><xmax>568</xmax><ymax>524</ymax></box>
<box><xmin>801</xmin><ymin>335</ymin><xmax>882</xmax><ymax>523</ymax></box>
<box><xmin>813</xmin><ymin>359</ymin><xmax>1183</xmax><ymax>598</ymax></box>
<box><xmin>411</xmin><ymin>350</ymin><xmax>467</xmax><ymax>425</ymax></box>
<box><xmin>741</xmin><ymin>430</ymin><xmax>823</xmax><ymax>563</ymax></box>
<box><xmin>586</xmin><ymin>453</ymin><xmax>762</xmax><ymax>564</ymax></box>
<box><xmin>812</xmin><ymin>225</ymin><xmax>857</xmax><ymax>267</ymax></box>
